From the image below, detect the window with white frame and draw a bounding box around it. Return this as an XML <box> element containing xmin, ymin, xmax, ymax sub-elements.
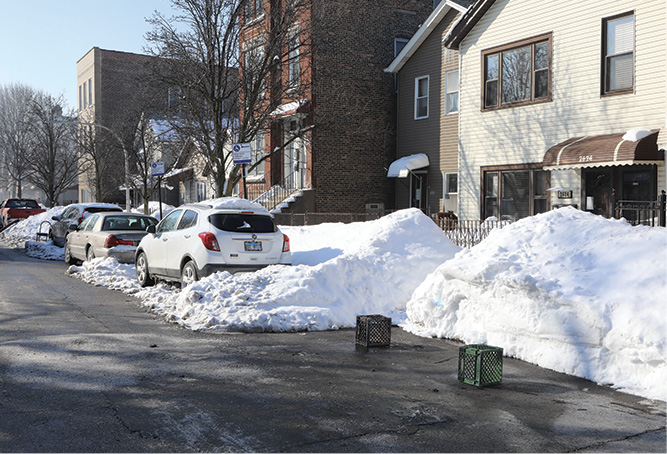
<box><xmin>444</xmin><ymin>172</ymin><xmax>458</xmax><ymax>196</ymax></box>
<box><xmin>82</xmin><ymin>81</ymin><xmax>87</xmax><ymax>109</ymax></box>
<box><xmin>196</xmin><ymin>181</ymin><xmax>207</xmax><ymax>202</ymax></box>
<box><xmin>88</xmin><ymin>78</ymin><xmax>93</xmax><ymax>106</ymax></box>
<box><xmin>288</xmin><ymin>34</ymin><xmax>300</xmax><ymax>90</ymax></box>
<box><xmin>248</xmin><ymin>132</ymin><xmax>265</xmax><ymax>176</ymax></box>
<box><xmin>414</xmin><ymin>76</ymin><xmax>429</xmax><ymax>119</ymax></box>
<box><xmin>243</xmin><ymin>43</ymin><xmax>266</xmax><ymax>93</ymax></box>
<box><xmin>445</xmin><ymin>70</ymin><xmax>459</xmax><ymax>114</ymax></box>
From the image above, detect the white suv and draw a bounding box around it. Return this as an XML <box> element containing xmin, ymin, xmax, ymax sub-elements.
<box><xmin>135</xmin><ymin>200</ymin><xmax>291</xmax><ymax>286</ymax></box>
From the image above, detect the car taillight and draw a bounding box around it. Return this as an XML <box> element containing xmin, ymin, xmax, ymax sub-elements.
<box><xmin>199</xmin><ymin>232</ymin><xmax>220</xmax><ymax>251</ymax></box>
<box><xmin>282</xmin><ymin>234</ymin><xmax>290</xmax><ymax>252</ymax></box>
<box><xmin>104</xmin><ymin>235</ymin><xmax>134</xmax><ymax>248</ymax></box>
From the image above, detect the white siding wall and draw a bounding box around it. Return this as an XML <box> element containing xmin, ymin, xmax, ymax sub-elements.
<box><xmin>458</xmin><ymin>0</ymin><xmax>666</xmax><ymax>219</ymax></box>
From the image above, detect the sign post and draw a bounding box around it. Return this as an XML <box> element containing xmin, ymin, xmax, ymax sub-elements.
<box><xmin>151</xmin><ymin>161</ymin><xmax>165</xmax><ymax>219</ymax></box>
<box><xmin>232</xmin><ymin>143</ymin><xmax>252</xmax><ymax>199</ymax></box>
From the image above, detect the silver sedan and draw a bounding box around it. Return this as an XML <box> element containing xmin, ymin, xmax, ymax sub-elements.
<box><xmin>64</xmin><ymin>212</ymin><xmax>158</xmax><ymax>265</ymax></box>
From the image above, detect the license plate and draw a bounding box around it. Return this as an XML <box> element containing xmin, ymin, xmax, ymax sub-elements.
<box><xmin>244</xmin><ymin>241</ymin><xmax>262</xmax><ymax>252</ymax></box>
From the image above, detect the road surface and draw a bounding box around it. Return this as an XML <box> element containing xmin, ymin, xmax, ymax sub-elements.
<box><xmin>0</xmin><ymin>244</ymin><xmax>665</xmax><ymax>452</ymax></box>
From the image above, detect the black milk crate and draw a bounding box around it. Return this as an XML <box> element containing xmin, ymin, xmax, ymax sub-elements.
<box><xmin>458</xmin><ymin>344</ymin><xmax>503</xmax><ymax>387</ymax></box>
<box><xmin>355</xmin><ymin>315</ymin><xmax>391</xmax><ymax>348</ymax></box>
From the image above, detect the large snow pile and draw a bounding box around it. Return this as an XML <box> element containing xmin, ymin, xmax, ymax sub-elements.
<box><xmin>404</xmin><ymin>207</ymin><xmax>667</xmax><ymax>401</ymax></box>
<box><xmin>0</xmin><ymin>206</ymin><xmax>64</xmax><ymax>249</ymax></box>
<box><xmin>69</xmin><ymin>208</ymin><xmax>460</xmax><ymax>331</ymax></box>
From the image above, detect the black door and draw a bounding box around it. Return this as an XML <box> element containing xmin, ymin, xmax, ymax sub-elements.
<box><xmin>583</xmin><ymin>169</ymin><xmax>613</xmax><ymax>217</ymax></box>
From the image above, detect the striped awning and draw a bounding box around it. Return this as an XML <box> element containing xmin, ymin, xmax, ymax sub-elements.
<box><xmin>543</xmin><ymin>130</ymin><xmax>663</xmax><ymax>170</ymax></box>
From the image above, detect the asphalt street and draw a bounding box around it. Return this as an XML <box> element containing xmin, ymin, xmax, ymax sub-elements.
<box><xmin>0</xmin><ymin>244</ymin><xmax>665</xmax><ymax>452</ymax></box>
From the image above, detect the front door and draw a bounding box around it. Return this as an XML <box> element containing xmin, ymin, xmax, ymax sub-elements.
<box><xmin>283</xmin><ymin>119</ymin><xmax>306</xmax><ymax>189</ymax></box>
<box><xmin>410</xmin><ymin>171</ymin><xmax>428</xmax><ymax>211</ymax></box>
<box><xmin>583</xmin><ymin>168</ymin><xmax>613</xmax><ymax>217</ymax></box>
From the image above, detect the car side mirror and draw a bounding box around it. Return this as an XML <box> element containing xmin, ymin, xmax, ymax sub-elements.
<box><xmin>146</xmin><ymin>225</ymin><xmax>156</xmax><ymax>234</ymax></box>
<box><xmin>52</xmin><ymin>215</ymin><xmax>61</xmax><ymax>221</ymax></box>
<box><xmin>67</xmin><ymin>224</ymin><xmax>78</xmax><ymax>232</ymax></box>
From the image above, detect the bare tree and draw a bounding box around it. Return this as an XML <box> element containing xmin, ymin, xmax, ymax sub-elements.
<box><xmin>130</xmin><ymin>113</ymin><xmax>185</xmax><ymax>213</ymax></box>
<box><xmin>144</xmin><ymin>0</ymin><xmax>313</xmax><ymax>197</ymax></box>
<box><xmin>28</xmin><ymin>92</ymin><xmax>80</xmax><ymax>207</ymax></box>
<box><xmin>0</xmin><ymin>84</ymin><xmax>35</xmax><ymax>198</ymax></box>
<box><xmin>76</xmin><ymin>126</ymin><xmax>119</xmax><ymax>203</ymax></box>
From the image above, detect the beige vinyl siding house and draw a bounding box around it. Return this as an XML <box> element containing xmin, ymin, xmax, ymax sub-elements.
<box><xmin>448</xmin><ymin>0</ymin><xmax>666</xmax><ymax>221</ymax></box>
<box><xmin>386</xmin><ymin>1</ymin><xmax>469</xmax><ymax>215</ymax></box>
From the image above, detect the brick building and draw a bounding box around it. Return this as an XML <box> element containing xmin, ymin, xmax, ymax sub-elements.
<box><xmin>76</xmin><ymin>48</ymin><xmax>169</xmax><ymax>205</ymax></box>
<box><xmin>241</xmin><ymin>0</ymin><xmax>434</xmax><ymax>213</ymax></box>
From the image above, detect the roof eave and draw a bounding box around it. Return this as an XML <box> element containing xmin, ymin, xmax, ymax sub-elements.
<box><xmin>443</xmin><ymin>0</ymin><xmax>498</xmax><ymax>50</ymax></box>
<box><xmin>385</xmin><ymin>1</ymin><xmax>469</xmax><ymax>74</ymax></box>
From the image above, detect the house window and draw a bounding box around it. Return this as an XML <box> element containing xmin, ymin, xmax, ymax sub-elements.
<box><xmin>88</xmin><ymin>78</ymin><xmax>93</xmax><ymax>106</ymax></box>
<box><xmin>82</xmin><ymin>81</ymin><xmax>87</xmax><ymax>109</ymax></box>
<box><xmin>78</xmin><ymin>85</ymin><xmax>83</xmax><ymax>111</ymax></box>
<box><xmin>483</xmin><ymin>33</ymin><xmax>552</xmax><ymax>109</ymax></box>
<box><xmin>245</xmin><ymin>0</ymin><xmax>264</xmax><ymax>21</ymax></box>
<box><xmin>168</xmin><ymin>87</ymin><xmax>182</xmax><ymax>110</ymax></box>
<box><xmin>196</xmin><ymin>182</ymin><xmax>207</xmax><ymax>202</ymax></box>
<box><xmin>248</xmin><ymin>132</ymin><xmax>265</xmax><ymax>176</ymax></box>
<box><xmin>602</xmin><ymin>12</ymin><xmax>634</xmax><ymax>95</ymax></box>
<box><xmin>394</xmin><ymin>38</ymin><xmax>409</xmax><ymax>92</ymax></box>
<box><xmin>482</xmin><ymin>167</ymin><xmax>549</xmax><ymax>220</ymax></box>
<box><xmin>288</xmin><ymin>34</ymin><xmax>300</xmax><ymax>90</ymax></box>
<box><xmin>244</xmin><ymin>45</ymin><xmax>266</xmax><ymax>93</ymax></box>
<box><xmin>445</xmin><ymin>70</ymin><xmax>459</xmax><ymax>114</ymax></box>
<box><xmin>444</xmin><ymin>172</ymin><xmax>458</xmax><ymax>196</ymax></box>
<box><xmin>414</xmin><ymin>75</ymin><xmax>429</xmax><ymax>119</ymax></box>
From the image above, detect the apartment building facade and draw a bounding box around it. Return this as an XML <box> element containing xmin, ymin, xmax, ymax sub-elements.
<box><xmin>241</xmin><ymin>0</ymin><xmax>435</xmax><ymax>213</ymax></box>
<box><xmin>76</xmin><ymin>47</ymin><xmax>169</xmax><ymax>205</ymax></box>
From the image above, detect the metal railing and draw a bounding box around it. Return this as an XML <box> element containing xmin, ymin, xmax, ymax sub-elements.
<box><xmin>435</xmin><ymin>216</ymin><xmax>512</xmax><ymax>249</ymax></box>
<box><xmin>248</xmin><ymin>170</ymin><xmax>308</xmax><ymax>212</ymax></box>
<box><xmin>615</xmin><ymin>193</ymin><xmax>666</xmax><ymax>227</ymax></box>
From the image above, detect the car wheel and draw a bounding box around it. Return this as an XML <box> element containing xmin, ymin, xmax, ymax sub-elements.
<box><xmin>136</xmin><ymin>252</ymin><xmax>155</xmax><ymax>287</ymax></box>
<box><xmin>86</xmin><ymin>246</ymin><xmax>95</xmax><ymax>262</ymax></box>
<box><xmin>64</xmin><ymin>244</ymin><xmax>76</xmax><ymax>265</ymax></box>
<box><xmin>181</xmin><ymin>260</ymin><xmax>198</xmax><ymax>287</ymax></box>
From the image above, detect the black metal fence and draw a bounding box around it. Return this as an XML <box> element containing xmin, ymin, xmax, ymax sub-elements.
<box><xmin>614</xmin><ymin>191</ymin><xmax>667</xmax><ymax>227</ymax></box>
<box><xmin>435</xmin><ymin>217</ymin><xmax>511</xmax><ymax>249</ymax></box>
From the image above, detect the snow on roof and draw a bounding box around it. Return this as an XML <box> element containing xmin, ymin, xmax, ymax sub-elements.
<box><xmin>387</xmin><ymin>153</ymin><xmax>430</xmax><ymax>178</ymax></box>
<box><xmin>203</xmin><ymin>197</ymin><xmax>269</xmax><ymax>213</ymax></box>
<box><xmin>622</xmin><ymin>129</ymin><xmax>654</xmax><ymax>142</ymax></box>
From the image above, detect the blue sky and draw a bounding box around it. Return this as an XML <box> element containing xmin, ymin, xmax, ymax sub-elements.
<box><xmin>0</xmin><ymin>0</ymin><xmax>172</xmax><ymax>110</ymax></box>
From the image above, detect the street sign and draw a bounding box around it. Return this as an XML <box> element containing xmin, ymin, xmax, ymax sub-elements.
<box><xmin>232</xmin><ymin>143</ymin><xmax>252</xmax><ymax>165</ymax></box>
<box><xmin>151</xmin><ymin>161</ymin><xmax>165</xmax><ymax>177</ymax></box>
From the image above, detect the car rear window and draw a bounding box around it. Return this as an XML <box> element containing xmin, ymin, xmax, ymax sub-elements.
<box><xmin>6</xmin><ymin>199</ymin><xmax>39</xmax><ymax>208</ymax></box>
<box><xmin>209</xmin><ymin>214</ymin><xmax>277</xmax><ymax>233</ymax></box>
<box><xmin>85</xmin><ymin>207</ymin><xmax>122</xmax><ymax>214</ymax></box>
<box><xmin>102</xmin><ymin>216</ymin><xmax>157</xmax><ymax>231</ymax></box>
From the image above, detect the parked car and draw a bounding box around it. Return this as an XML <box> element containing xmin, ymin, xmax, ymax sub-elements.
<box><xmin>64</xmin><ymin>212</ymin><xmax>158</xmax><ymax>265</ymax></box>
<box><xmin>0</xmin><ymin>198</ymin><xmax>46</xmax><ymax>228</ymax></box>
<box><xmin>135</xmin><ymin>203</ymin><xmax>291</xmax><ymax>287</ymax></box>
<box><xmin>51</xmin><ymin>203</ymin><xmax>122</xmax><ymax>247</ymax></box>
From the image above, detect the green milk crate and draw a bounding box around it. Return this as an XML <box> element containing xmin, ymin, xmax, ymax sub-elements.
<box><xmin>458</xmin><ymin>344</ymin><xmax>503</xmax><ymax>387</ymax></box>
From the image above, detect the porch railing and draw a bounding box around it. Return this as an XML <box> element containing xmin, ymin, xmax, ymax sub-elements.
<box><xmin>615</xmin><ymin>192</ymin><xmax>667</xmax><ymax>227</ymax></box>
<box><xmin>249</xmin><ymin>170</ymin><xmax>308</xmax><ymax>212</ymax></box>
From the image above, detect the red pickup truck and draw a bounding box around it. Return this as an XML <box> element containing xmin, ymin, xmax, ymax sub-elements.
<box><xmin>0</xmin><ymin>198</ymin><xmax>46</xmax><ymax>229</ymax></box>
